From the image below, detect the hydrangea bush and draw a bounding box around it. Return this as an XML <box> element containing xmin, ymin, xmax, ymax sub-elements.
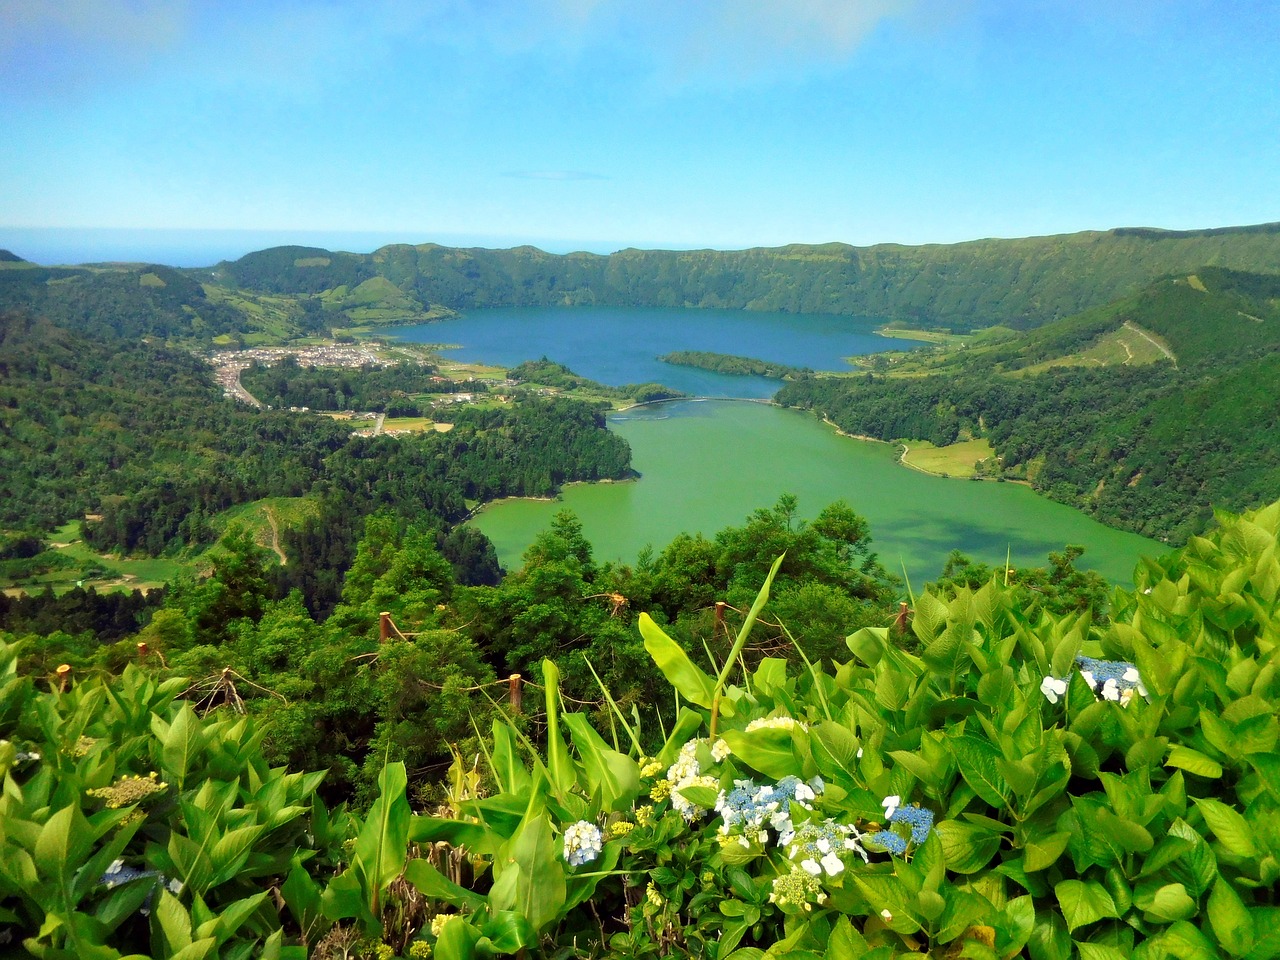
<box><xmin>408</xmin><ymin>504</ymin><xmax>1280</xmax><ymax>959</ymax></box>
<box><xmin>3</xmin><ymin>501</ymin><xmax>1279</xmax><ymax>958</ymax></box>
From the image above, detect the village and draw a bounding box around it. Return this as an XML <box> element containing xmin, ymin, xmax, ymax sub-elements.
<box><xmin>204</xmin><ymin>341</ymin><xmax>539</xmax><ymax>434</ymax></box>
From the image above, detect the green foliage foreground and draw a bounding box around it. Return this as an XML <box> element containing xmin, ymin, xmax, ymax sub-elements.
<box><xmin>4</xmin><ymin>500</ymin><xmax>1280</xmax><ymax>958</ymax></box>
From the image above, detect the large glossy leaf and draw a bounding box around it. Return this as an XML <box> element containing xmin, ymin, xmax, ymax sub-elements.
<box><xmin>541</xmin><ymin>660</ymin><xmax>576</xmax><ymax>801</ymax></box>
<box><xmin>355</xmin><ymin>761</ymin><xmax>410</xmax><ymax>897</ymax></box>
<box><xmin>561</xmin><ymin>712</ymin><xmax>640</xmax><ymax>813</ymax></box>
<box><xmin>1207</xmin><ymin>876</ymin><xmax>1255</xmax><ymax>956</ymax></box>
<box><xmin>486</xmin><ymin>800</ymin><xmax>565</xmax><ymax>933</ymax></box>
<box><xmin>1054</xmin><ymin>879</ymin><xmax>1120</xmax><ymax>933</ymax></box>
<box><xmin>1194</xmin><ymin>798</ymin><xmax>1257</xmax><ymax>859</ymax></box>
<box><xmin>639</xmin><ymin>614</ymin><xmax>715</xmax><ymax>708</ymax></box>
<box><xmin>934</xmin><ymin>819</ymin><xmax>1002</xmax><ymax>874</ymax></box>
<box><xmin>950</xmin><ymin>735</ymin><xmax>1011</xmax><ymax>808</ymax></box>
<box><xmin>720</xmin><ymin>725</ymin><xmax>802</xmax><ymax>780</ymax></box>
<box><xmin>403</xmin><ymin>859</ymin><xmax>487</xmax><ymax>911</ymax></box>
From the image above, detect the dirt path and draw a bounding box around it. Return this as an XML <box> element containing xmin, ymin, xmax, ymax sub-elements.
<box><xmin>265</xmin><ymin>506</ymin><xmax>287</xmax><ymax>565</ymax></box>
<box><xmin>1123</xmin><ymin>321</ymin><xmax>1177</xmax><ymax>367</ymax></box>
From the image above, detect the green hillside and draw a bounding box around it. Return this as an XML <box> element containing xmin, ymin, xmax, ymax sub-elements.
<box><xmin>0</xmin><ymin>256</ymin><xmax>449</xmax><ymax>343</ymax></box>
<box><xmin>777</xmin><ymin>267</ymin><xmax>1280</xmax><ymax>541</ymax></box>
<box><xmin>222</xmin><ymin>222</ymin><xmax>1280</xmax><ymax>332</ymax></box>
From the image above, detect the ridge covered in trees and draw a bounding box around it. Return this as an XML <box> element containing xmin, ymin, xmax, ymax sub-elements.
<box><xmin>777</xmin><ymin>268</ymin><xmax>1280</xmax><ymax>542</ymax></box>
<box><xmin>6</xmin><ymin>222</ymin><xmax>1280</xmax><ymax>345</ymax></box>
<box><xmin>218</xmin><ymin>223</ymin><xmax>1280</xmax><ymax>332</ymax></box>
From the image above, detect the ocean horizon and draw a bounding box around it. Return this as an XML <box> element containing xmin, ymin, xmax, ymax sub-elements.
<box><xmin>0</xmin><ymin>227</ymin><xmax>642</xmax><ymax>268</ymax></box>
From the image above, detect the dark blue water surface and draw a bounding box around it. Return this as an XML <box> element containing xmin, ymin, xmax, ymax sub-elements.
<box><xmin>379</xmin><ymin>306</ymin><xmax>919</xmax><ymax>398</ymax></box>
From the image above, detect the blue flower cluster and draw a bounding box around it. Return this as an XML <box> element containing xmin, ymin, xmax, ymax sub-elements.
<box><xmin>715</xmin><ymin>775</ymin><xmax>822</xmax><ymax>842</ymax></box>
<box><xmin>563</xmin><ymin>820</ymin><xmax>604</xmax><ymax>867</ymax></box>
<box><xmin>867</xmin><ymin>803</ymin><xmax>934</xmax><ymax>857</ymax></box>
<box><xmin>891</xmin><ymin>804</ymin><xmax>934</xmax><ymax>843</ymax></box>
<box><xmin>868</xmin><ymin>830</ymin><xmax>907</xmax><ymax>855</ymax></box>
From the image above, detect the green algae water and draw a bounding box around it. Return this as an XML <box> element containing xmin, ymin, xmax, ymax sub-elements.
<box><xmin>470</xmin><ymin>400</ymin><xmax>1164</xmax><ymax>583</ymax></box>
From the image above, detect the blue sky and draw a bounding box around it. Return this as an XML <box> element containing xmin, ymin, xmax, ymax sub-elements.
<box><xmin>1</xmin><ymin>0</ymin><xmax>1278</xmax><ymax>255</ymax></box>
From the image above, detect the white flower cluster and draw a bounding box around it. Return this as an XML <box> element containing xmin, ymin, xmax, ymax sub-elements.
<box><xmin>562</xmin><ymin>820</ymin><xmax>604</xmax><ymax>866</ymax></box>
<box><xmin>1042</xmin><ymin>657</ymin><xmax>1148</xmax><ymax>706</ymax></box>
<box><xmin>664</xmin><ymin>740</ymin><xmax>721</xmax><ymax>820</ymax></box>
<box><xmin>1039</xmin><ymin>676</ymin><xmax>1069</xmax><ymax>704</ymax></box>
<box><xmin>785</xmin><ymin>819</ymin><xmax>866</xmax><ymax>877</ymax></box>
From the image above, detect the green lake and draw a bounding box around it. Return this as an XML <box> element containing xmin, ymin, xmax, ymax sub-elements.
<box><xmin>470</xmin><ymin>400</ymin><xmax>1165</xmax><ymax>584</ymax></box>
<box><xmin>378</xmin><ymin>306</ymin><xmax>1166</xmax><ymax>584</ymax></box>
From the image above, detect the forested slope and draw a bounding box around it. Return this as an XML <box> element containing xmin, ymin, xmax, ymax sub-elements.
<box><xmin>221</xmin><ymin>222</ymin><xmax>1280</xmax><ymax>331</ymax></box>
<box><xmin>777</xmin><ymin>268</ymin><xmax>1280</xmax><ymax>541</ymax></box>
<box><xmin>0</xmin><ymin>310</ymin><xmax>632</xmax><ymax>611</ymax></box>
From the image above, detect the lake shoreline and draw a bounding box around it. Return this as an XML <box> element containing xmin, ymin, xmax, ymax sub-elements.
<box><xmin>819</xmin><ymin>417</ymin><xmax>1031</xmax><ymax>486</ymax></box>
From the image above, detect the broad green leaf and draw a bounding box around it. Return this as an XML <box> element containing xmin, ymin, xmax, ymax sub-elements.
<box><xmin>1139</xmin><ymin>882</ymin><xmax>1197</xmax><ymax>923</ymax></box>
<box><xmin>846</xmin><ymin>626</ymin><xmax>889</xmax><ymax>666</ymax></box>
<box><xmin>810</xmin><ymin>721</ymin><xmax>861</xmax><ymax>781</ymax></box>
<box><xmin>478</xmin><ymin>910</ymin><xmax>536</xmax><ymax>953</ymax></box>
<box><xmin>720</xmin><ymin>725</ymin><xmax>802</xmax><ymax>780</ymax></box>
<box><xmin>934</xmin><ymin>820</ymin><xmax>1002</xmax><ymax>874</ymax></box>
<box><xmin>828</xmin><ymin>916</ymin><xmax>867</xmax><ymax>960</ymax></box>
<box><xmin>486</xmin><ymin>721</ymin><xmax>530</xmax><ymax>795</ymax></box>
<box><xmin>154</xmin><ymin>888</ymin><xmax>193</xmax><ymax>955</ymax></box>
<box><xmin>209</xmin><ymin>825</ymin><xmax>265</xmax><ymax>887</ymax></box>
<box><xmin>487</xmin><ymin>805</ymin><xmax>565</xmax><ymax>933</ymax></box>
<box><xmin>34</xmin><ymin>804</ymin><xmax>92</xmax><ymax>882</ymax></box>
<box><xmin>1167</xmin><ymin>819</ymin><xmax>1218</xmax><ymax>898</ymax></box>
<box><xmin>403</xmin><ymin>859</ymin><xmax>486</xmax><ymax>911</ymax></box>
<box><xmin>409</xmin><ymin>816</ymin><xmax>494</xmax><ymax>850</ymax></box>
<box><xmin>156</xmin><ymin>704</ymin><xmax>205</xmax><ymax>791</ymax></box>
<box><xmin>194</xmin><ymin>892</ymin><xmax>267</xmax><ymax>945</ymax></box>
<box><xmin>1194</xmin><ymin>798</ymin><xmax>1258</xmax><ymax>859</ymax></box>
<box><xmin>434</xmin><ymin>915</ymin><xmax>479</xmax><ymax>960</ymax></box>
<box><xmin>1207</xmin><ymin>876</ymin><xmax>1255</xmax><ymax>956</ymax></box>
<box><xmin>355</xmin><ymin>761</ymin><xmax>410</xmax><ymax>901</ymax></box>
<box><xmin>1028</xmin><ymin>910</ymin><xmax>1071</xmax><ymax>960</ymax></box>
<box><xmin>1054</xmin><ymin>879</ymin><xmax>1120</xmax><ymax>933</ymax></box>
<box><xmin>1024</xmin><ymin>831</ymin><xmax>1072</xmax><ymax>872</ymax></box>
<box><xmin>1160</xmin><ymin>919</ymin><xmax>1220</xmax><ymax>960</ymax></box>
<box><xmin>1167</xmin><ymin>745</ymin><xmax>1223</xmax><ymax>779</ymax></box>
<box><xmin>562</xmin><ymin>712</ymin><xmax>640</xmax><ymax>813</ymax></box>
<box><xmin>950</xmin><ymin>735</ymin><xmax>1011</xmax><ymax>808</ymax></box>
<box><xmin>541</xmin><ymin>659</ymin><xmax>576</xmax><ymax>801</ymax></box>
<box><xmin>280</xmin><ymin>864</ymin><xmax>323</xmax><ymax>936</ymax></box>
<box><xmin>1075</xmin><ymin>943</ymin><xmax>1128</xmax><ymax>960</ymax></box>
<box><xmin>639</xmin><ymin>613</ymin><xmax>714</xmax><ymax>707</ymax></box>
<box><xmin>675</xmin><ymin>783</ymin><xmax>720</xmax><ymax>810</ymax></box>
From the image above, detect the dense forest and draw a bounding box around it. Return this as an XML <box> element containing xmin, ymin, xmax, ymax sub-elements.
<box><xmin>506</xmin><ymin>357</ymin><xmax>685</xmax><ymax>404</ymax></box>
<box><xmin>778</xmin><ymin>268</ymin><xmax>1280</xmax><ymax>541</ymax></box>
<box><xmin>0</xmin><ymin>309</ymin><xmax>632</xmax><ymax>613</ymax></box>
<box><xmin>658</xmin><ymin>350</ymin><xmax>811</xmax><ymax>379</ymax></box>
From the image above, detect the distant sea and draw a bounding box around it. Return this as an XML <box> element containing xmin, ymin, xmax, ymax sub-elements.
<box><xmin>0</xmin><ymin>227</ymin><xmax>631</xmax><ymax>267</ymax></box>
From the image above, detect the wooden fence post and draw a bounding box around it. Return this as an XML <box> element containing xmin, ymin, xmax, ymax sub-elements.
<box><xmin>508</xmin><ymin>674</ymin><xmax>522</xmax><ymax>714</ymax></box>
<box><xmin>55</xmin><ymin>663</ymin><xmax>72</xmax><ymax>693</ymax></box>
<box><xmin>379</xmin><ymin>612</ymin><xmax>392</xmax><ymax>643</ymax></box>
